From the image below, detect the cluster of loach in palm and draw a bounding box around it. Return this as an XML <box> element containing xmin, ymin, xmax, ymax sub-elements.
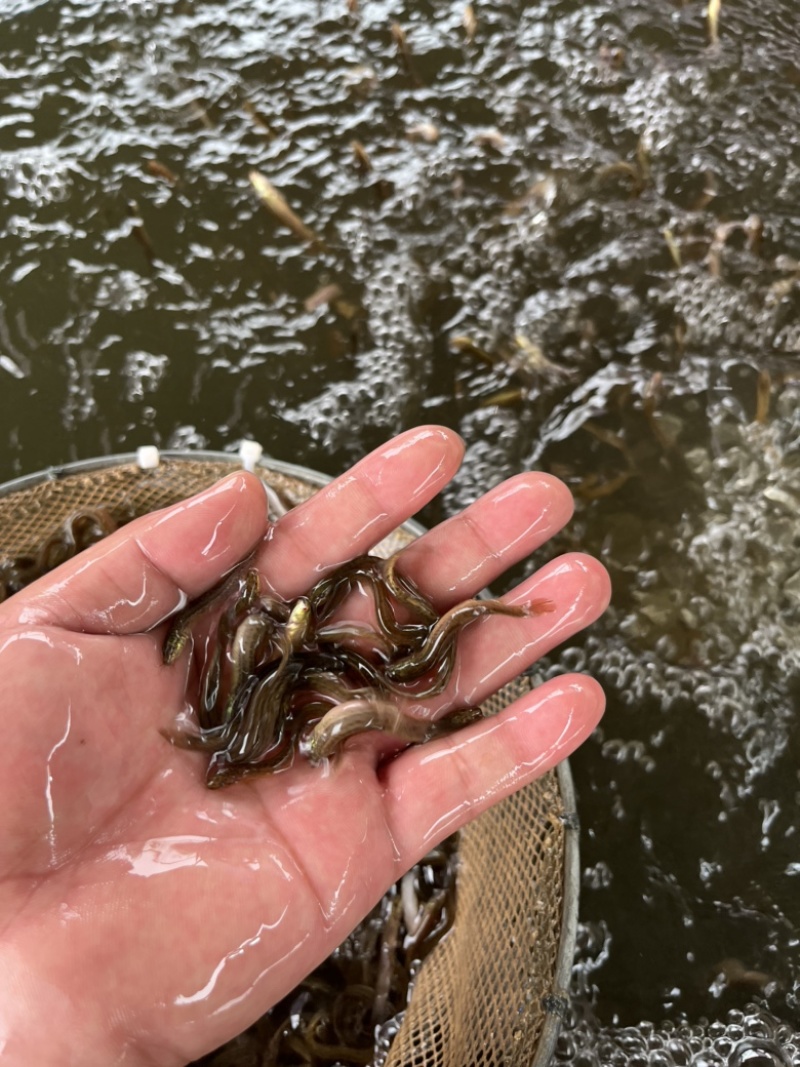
<box><xmin>161</xmin><ymin>549</ymin><xmax>553</xmax><ymax>788</ymax></box>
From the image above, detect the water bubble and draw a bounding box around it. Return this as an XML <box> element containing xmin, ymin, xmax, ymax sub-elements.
<box><xmin>0</xmin><ymin>150</ymin><xmax>72</xmax><ymax>206</ymax></box>
<box><xmin>555</xmin><ymin>1007</ymin><xmax>799</xmax><ymax>1067</ymax></box>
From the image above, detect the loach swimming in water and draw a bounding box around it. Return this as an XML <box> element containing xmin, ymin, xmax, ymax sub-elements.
<box><xmin>160</xmin><ymin>547</ymin><xmax>554</xmax><ymax>788</ymax></box>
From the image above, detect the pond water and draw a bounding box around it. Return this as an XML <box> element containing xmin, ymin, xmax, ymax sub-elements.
<box><xmin>1</xmin><ymin>0</ymin><xmax>799</xmax><ymax>1061</ymax></box>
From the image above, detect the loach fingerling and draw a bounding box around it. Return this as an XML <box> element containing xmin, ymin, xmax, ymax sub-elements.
<box><xmin>199</xmin><ymin>592</ymin><xmax>253</xmax><ymax>727</ymax></box>
<box><xmin>205</xmin><ymin>724</ymin><xmax>293</xmax><ymax>788</ymax></box>
<box><xmin>285</xmin><ymin>596</ymin><xmax>312</xmax><ymax>649</ymax></box>
<box><xmin>159</xmin><ymin>721</ymin><xmax>231</xmax><ymax>754</ymax></box>
<box><xmin>305</xmin><ymin>555</ymin><xmax>382</xmax><ymax>622</ymax></box>
<box><xmin>390</xmin><ymin>642</ymin><xmax>457</xmax><ymax>698</ymax></box>
<box><xmin>305</xmin><ymin>554</ymin><xmax>429</xmax><ymax>652</ymax></box>
<box><xmin>217</xmin><ymin>656</ymin><xmax>302</xmax><ymax>767</ymax></box>
<box><xmin>385</xmin><ymin>598</ymin><xmax>547</xmax><ymax>682</ymax></box>
<box><xmin>161</xmin><ymin>550</ymin><xmax>258</xmax><ymax>665</ymax></box>
<box><xmin>163</xmin><ymin>541</ymin><xmax>556</xmax><ymax>787</ymax></box>
<box><xmin>69</xmin><ymin>507</ymin><xmax>118</xmax><ymax>550</ymax></box>
<box><xmin>382</xmin><ymin>551</ymin><xmax>438</xmax><ymax>625</ymax></box>
<box><xmin>245</xmin><ymin>658</ymin><xmax>300</xmax><ymax>755</ymax></box>
<box><xmin>315</xmin><ymin>622</ymin><xmax>394</xmax><ymax>659</ymax></box>
<box><xmin>306</xmin><ymin>698</ymin><xmax>432</xmax><ymax>762</ymax></box>
<box><xmin>369</xmin><ymin>572</ymin><xmax>431</xmax><ymax>652</ymax></box>
<box><xmin>225</xmin><ymin>612</ymin><xmax>283</xmax><ymax>713</ymax></box>
<box><xmin>200</xmin><ymin>580</ymin><xmax>283</xmax><ymax>728</ymax></box>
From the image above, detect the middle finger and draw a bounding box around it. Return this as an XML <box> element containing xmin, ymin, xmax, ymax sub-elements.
<box><xmin>389</xmin><ymin>471</ymin><xmax>575</xmax><ymax>611</ymax></box>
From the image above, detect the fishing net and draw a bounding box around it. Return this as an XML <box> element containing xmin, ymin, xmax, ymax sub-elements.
<box><xmin>0</xmin><ymin>450</ymin><xmax>578</xmax><ymax>1067</ymax></box>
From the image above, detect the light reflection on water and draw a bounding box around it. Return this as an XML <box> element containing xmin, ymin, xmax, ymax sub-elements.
<box><xmin>1</xmin><ymin>0</ymin><xmax>799</xmax><ymax>1053</ymax></box>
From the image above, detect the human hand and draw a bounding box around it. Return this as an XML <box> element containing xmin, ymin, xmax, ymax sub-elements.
<box><xmin>0</xmin><ymin>426</ymin><xmax>609</xmax><ymax>1066</ymax></box>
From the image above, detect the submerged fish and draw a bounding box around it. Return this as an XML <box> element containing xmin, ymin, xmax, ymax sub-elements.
<box><xmin>249</xmin><ymin>169</ymin><xmax>324</xmax><ymax>248</ymax></box>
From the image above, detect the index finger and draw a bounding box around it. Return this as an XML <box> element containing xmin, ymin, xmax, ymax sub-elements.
<box><xmin>256</xmin><ymin>426</ymin><xmax>464</xmax><ymax>598</ymax></box>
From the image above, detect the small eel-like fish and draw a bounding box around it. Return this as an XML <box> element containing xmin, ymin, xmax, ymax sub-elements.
<box><xmin>304</xmin><ymin>644</ymin><xmax>451</xmax><ymax>700</ymax></box>
<box><xmin>306</xmin><ymin>698</ymin><xmax>433</xmax><ymax>762</ymax></box>
<box><xmin>385</xmin><ymin>597</ymin><xmax>554</xmax><ymax>683</ymax></box>
<box><xmin>307</xmin><ymin>697</ymin><xmax>484</xmax><ymax>763</ymax></box>
<box><xmin>314</xmin><ymin>621</ymin><xmax>394</xmax><ymax>659</ymax></box>
<box><xmin>405</xmin><ymin>886</ymin><xmax>450</xmax><ymax>956</ymax></box>
<box><xmin>204</xmin><ymin>659</ymin><xmax>305</xmax><ymax>786</ymax></box>
<box><xmin>206</xmin><ymin>580</ymin><xmax>285</xmax><ymax>721</ymax></box>
<box><xmin>302</xmin><ymin>1012</ymin><xmax>374</xmax><ymax>1066</ymax></box>
<box><xmin>221</xmin><ymin>595</ymin><xmax>310</xmax><ymax>721</ymax></box>
<box><xmin>306</xmin><ymin>555</ymin><xmax>430</xmax><ymax>652</ymax></box>
<box><xmin>161</xmin><ymin>552</ymin><xmax>257</xmax><ymax>665</ymax></box>
<box><xmin>285</xmin><ymin>595</ymin><xmax>312</xmax><ymax>648</ymax></box>
<box><xmin>224</xmin><ymin>612</ymin><xmax>282</xmax><ymax>718</ymax></box>
<box><xmin>293</xmin><ymin>668</ymin><xmax>369</xmax><ymax>706</ymax></box>
<box><xmin>382</xmin><ymin>551</ymin><xmax>438</xmax><ymax>627</ymax></box>
<box><xmin>201</xmin><ymin>577</ymin><xmax>273</xmax><ymax>726</ymax></box>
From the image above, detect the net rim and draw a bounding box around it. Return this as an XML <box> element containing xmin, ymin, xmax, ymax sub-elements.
<box><xmin>534</xmin><ymin>756</ymin><xmax>579</xmax><ymax>1067</ymax></box>
<box><xmin>0</xmin><ymin>449</ymin><xmax>336</xmax><ymax>495</ymax></box>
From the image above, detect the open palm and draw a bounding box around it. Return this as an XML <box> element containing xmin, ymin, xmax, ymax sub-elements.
<box><xmin>0</xmin><ymin>427</ymin><xmax>609</xmax><ymax>1067</ymax></box>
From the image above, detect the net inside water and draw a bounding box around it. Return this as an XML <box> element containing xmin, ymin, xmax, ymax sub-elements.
<box><xmin>0</xmin><ymin>454</ymin><xmax>572</xmax><ymax>1067</ymax></box>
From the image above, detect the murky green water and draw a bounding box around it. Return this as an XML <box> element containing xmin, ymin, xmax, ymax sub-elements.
<box><xmin>2</xmin><ymin>0</ymin><xmax>799</xmax><ymax>1058</ymax></box>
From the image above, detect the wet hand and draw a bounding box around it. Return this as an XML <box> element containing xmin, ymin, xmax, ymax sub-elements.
<box><xmin>0</xmin><ymin>426</ymin><xmax>609</xmax><ymax>1067</ymax></box>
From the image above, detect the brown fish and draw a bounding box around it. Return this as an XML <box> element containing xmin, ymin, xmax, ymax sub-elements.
<box><xmin>249</xmin><ymin>169</ymin><xmax>323</xmax><ymax>248</ymax></box>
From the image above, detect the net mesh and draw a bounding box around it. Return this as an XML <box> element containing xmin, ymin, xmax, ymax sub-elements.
<box><xmin>0</xmin><ymin>453</ymin><xmax>573</xmax><ymax>1067</ymax></box>
<box><xmin>384</xmin><ymin>703</ymin><xmax>569</xmax><ymax>1067</ymax></box>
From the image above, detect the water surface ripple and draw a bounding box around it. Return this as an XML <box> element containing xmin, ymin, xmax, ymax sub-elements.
<box><xmin>1</xmin><ymin>0</ymin><xmax>799</xmax><ymax>1061</ymax></box>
